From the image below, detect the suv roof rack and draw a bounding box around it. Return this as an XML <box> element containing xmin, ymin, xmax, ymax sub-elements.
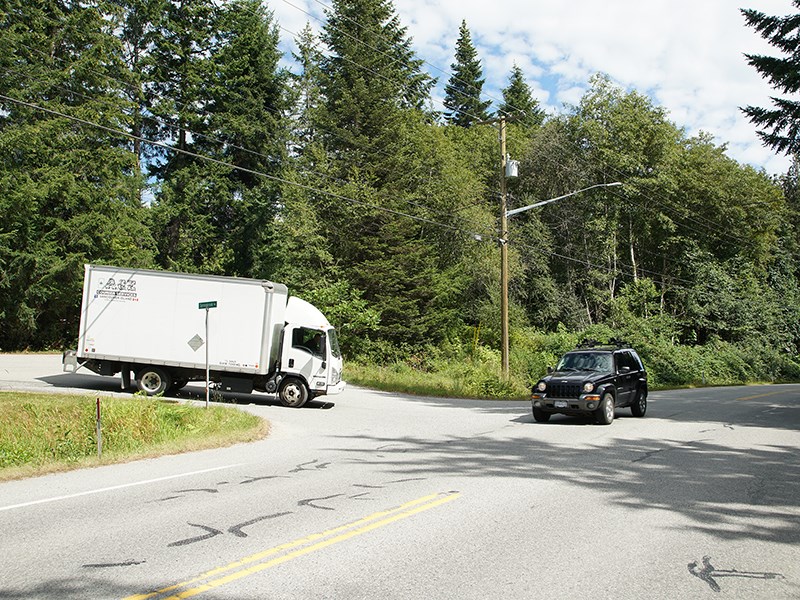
<box><xmin>576</xmin><ymin>337</ymin><xmax>630</xmax><ymax>349</ymax></box>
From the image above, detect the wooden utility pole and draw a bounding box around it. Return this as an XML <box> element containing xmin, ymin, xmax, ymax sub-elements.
<box><xmin>476</xmin><ymin>115</ymin><xmax>514</xmax><ymax>378</ymax></box>
<box><xmin>499</xmin><ymin>116</ymin><xmax>510</xmax><ymax>377</ymax></box>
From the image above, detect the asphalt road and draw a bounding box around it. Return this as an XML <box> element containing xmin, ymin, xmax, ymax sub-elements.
<box><xmin>1</xmin><ymin>354</ymin><xmax>799</xmax><ymax>599</ymax></box>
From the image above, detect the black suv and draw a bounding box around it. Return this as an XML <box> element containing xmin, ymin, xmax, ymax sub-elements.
<box><xmin>530</xmin><ymin>339</ymin><xmax>648</xmax><ymax>425</ymax></box>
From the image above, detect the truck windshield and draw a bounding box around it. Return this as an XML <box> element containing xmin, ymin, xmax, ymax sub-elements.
<box><xmin>328</xmin><ymin>329</ymin><xmax>342</xmax><ymax>359</ymax></box>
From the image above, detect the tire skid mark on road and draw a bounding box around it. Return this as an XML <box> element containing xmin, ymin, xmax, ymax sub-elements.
<box><xmin>82</xmin><ymin>559</ymin><xmax>146</xmax><ymax>568</ymax></box>
<box><xmin>123</xmin><ymin>491</ymin><xmax>461</xmax><ymax>600</ymax></box>
<box><xmin>227</xmin><ymin>512</ymin><xmax>293</xmax><ymax>538</ymax></box>
<box><xmin>289</xmin><ymin>459</ymin><xmax>330</xmax><ymax>473</ymax></box>
<box><xmin>168</xmin><ymin>523</ymin><xmax>223</xmax><ymax>548</ymax></box>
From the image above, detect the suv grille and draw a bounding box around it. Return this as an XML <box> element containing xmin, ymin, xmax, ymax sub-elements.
<box><xmin>547</xmin><ymin>382</ymin><xmax>581</xmax><ymax>398</ymax></box>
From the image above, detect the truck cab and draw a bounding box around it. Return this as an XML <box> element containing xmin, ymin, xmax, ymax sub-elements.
<box><xmin>277</xmin><ymin>297</ymin><xmax>345</xmax><ymax>407</ymax></box>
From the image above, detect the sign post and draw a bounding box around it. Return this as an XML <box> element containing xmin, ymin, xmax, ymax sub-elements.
<box><xmin>198</xmin><ymin>301</ymin><xmax>217</xmax><ymax>408</ymax></box>
<box><xmin>96</xmin><ymin>397</ymin><xmax>102</xmax><ymax>459</ymax></box>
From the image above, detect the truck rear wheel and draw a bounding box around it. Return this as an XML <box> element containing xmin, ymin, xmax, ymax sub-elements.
<box><xmin>278</xmin><ymin>378</ymin><xmax>309</xmax><ymax>408</ymax></box>
<box><xmin>136</xmin><ymin>367</ymin><xmax>172</xmax><ymax>396</ymax></box>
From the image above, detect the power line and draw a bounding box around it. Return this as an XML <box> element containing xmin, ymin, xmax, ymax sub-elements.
<box><xmin>3</xmin><ymin>4</ymin><xmax>768</xmax><ymax>289</ymax></box>
<box><xmin>6</xmin><ymin>40</ymin><xmax>494</xmax><ymax>234</ymax></box>
<box><xmin>0</xmin><ymin>92</ymin><xmax>494</xmax><ymax>242</ymax></box>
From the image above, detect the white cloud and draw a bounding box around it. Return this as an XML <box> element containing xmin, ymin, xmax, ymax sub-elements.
<box><xmin>270</xmin><ymin>0</ymin><xmax>796</xmax><ymax>174</ymax></box>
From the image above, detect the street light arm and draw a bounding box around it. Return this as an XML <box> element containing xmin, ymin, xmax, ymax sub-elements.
<box><xmin>506</xmin><ymin>182</ymin><xmax>622</xmax><ymax>217</ymax></box>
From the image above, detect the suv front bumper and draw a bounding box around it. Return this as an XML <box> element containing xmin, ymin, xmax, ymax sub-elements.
<box><xmin>531</xmin><ymin>393</ymin><xmax>602</xmax><ymax>414</ymax></box>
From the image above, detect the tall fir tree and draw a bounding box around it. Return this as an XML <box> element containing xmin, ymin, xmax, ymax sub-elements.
<box><xmin>208</xmin><ymin>0</ymin><xmax>291</xmax><ymax>278</ymax></box>
<box><xmin>315</xmin><ymin>0</ymin><xmax>486</xmax><ymax>350</ymax></box>
<box><xmin>443</xmin><ymin>20</ymin><xmax>491</xmax><ymax>127</ymax></box>
<box><xmin>498</xmin><ymin>64</ymin><xmax>545</xmax><ymax>129</ymax></box>
<box><xmin>741</xmin><ymin>2</ymin><xmax>800</xmax><ymax>155</ymax></box>
<box><xmin>318</xmin><ymin>0</ymin><xmax>434</xmax><ymax>171</ymax></box>
<box><xmin>117</xmin><ymin>0</ymin><xmax>165</xmax><ymax>195</ymax></box>
<box><xmin>0</xmin><ymin>0</ymin><xmax>155</xmax><ymax>349</ymax></box>
<box><xmin>146</xmin><ymin>0</ymin><xmax>217</xmax><ymax>178</ymax></box>
<box><xmin>290</xmin><ymin>23</ymin><xmax>325</xmax><ymax>152</ymax></box>
<box><xmin>147</xmin><ymin>0</ymin><xmax>290</xmax><ymax>276</ymax></box>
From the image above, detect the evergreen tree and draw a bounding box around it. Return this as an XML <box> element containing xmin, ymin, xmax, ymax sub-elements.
<box><xmin>148</xmin><ymin>0</ymin><xmax>290</xmax><ymax>276</ymax></box>
<box><xmin>146</xmin><ymin>0</ymin><xmax>217</xmax><ymax>178</ymax></box>
<box><xmin>319</xmin><ymin>0</ymin><xmax>434</xmax><ymax>169</ymax></box>
<box><xmin>443</xmin><ymin>20</ymin><xmax>491</xmax><ymax>127</ymax></box>
<box><xmin>498</xmin><ymin>64</ymin><xmax>545</xmax><ymax>129</ymax></box>
<box><xmin>0</xmin><ymin>0</ymin><xmax>155</xmax><ymax>349</ymax></box>
<box><xmin>290</xmin><ymin>23</ymin><xmax>325</xmax><ymax>151</ymax></box>
<box><xmin>741</xmin><ymin>2</ymin><xmax>800</xmax><ymax>155</ymax></box>
<box><xmin>117</xmin><ymin>0</ymin><xmax>165</xmax><ymax>194</ymax></box>
<box><xmin>316</xmin><ymin>0</ymin><xmax>493</xmax><ymax>351</ymax></box>
<box><xmin>204</xmin><ymin>0</ymin><xmax>287</xmax><ymax>180</ymax></box>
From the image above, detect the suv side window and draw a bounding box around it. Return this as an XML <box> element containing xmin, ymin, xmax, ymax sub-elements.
<box><xmin>625</xmin><ymin>351</ymin><xmax>641</xmax><ymax>372</ymax></box>
<box><xmin>616</xmin><ymin>351</ymin><xmax>636</xmax><ymax>372</ymax></box>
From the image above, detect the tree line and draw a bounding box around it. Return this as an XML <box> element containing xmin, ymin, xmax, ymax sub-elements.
<box><xmin>1</xmin><ymin>0</ymin><xmax>799</xmax><ymax>384</ymax></box>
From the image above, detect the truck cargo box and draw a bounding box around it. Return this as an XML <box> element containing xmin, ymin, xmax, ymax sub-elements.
<box><xmin>77</xmin><ymin>265</ymin><xmax>288</xmax><ymax>375</ymax></box>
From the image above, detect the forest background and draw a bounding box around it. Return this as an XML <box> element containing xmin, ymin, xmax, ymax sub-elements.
<box><xmin>2</xmin><ymin>0</ymin><xmax>799</xmax><ymax>398</ymax></box>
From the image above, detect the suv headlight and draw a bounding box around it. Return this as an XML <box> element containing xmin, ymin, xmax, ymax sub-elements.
<box><xmin>583</xmin><ymin>382</ymin><xmax>595</xmax><ymax>393</ymax></box>
<box><xmin>536</xmin><ymin>381</ymin><xmax>547</xmax><ymax>392</ymax></box>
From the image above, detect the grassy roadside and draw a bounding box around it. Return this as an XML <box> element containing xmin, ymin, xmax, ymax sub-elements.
<box><xmin>345</xmin><ymin>361</ymin><xmax>531</xmax><ymax>400</ymax></box>
<box><xmin>0</xmin><ymin>391</ymin><xmax>268</xmax><ymax>482</ymax></box>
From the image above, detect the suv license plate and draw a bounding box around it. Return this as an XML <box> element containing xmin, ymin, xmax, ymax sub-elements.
<box><xmin>555</xmin><ymin>401</ymin><xmax>568</xmax><ymax>408</ymax></box>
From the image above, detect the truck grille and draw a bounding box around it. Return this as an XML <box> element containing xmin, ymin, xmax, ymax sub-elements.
<box><xmin>547</xmin><ymin>382</ymin><xmax>581</xmax><ymax>398</ymax></box>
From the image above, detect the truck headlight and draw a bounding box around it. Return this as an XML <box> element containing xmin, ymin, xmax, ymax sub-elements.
<box><xmin>583</xmin><ymin>382</ymin><xmax>595</xmax><ymax>393</ymax></box>
<box><xmin>536</xmin><ymin>381</ymin><xmax>547</xmax><ymax>392</ymax></box>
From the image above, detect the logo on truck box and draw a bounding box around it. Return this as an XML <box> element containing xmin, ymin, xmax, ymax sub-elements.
<box><xmin>94</xmin><ymin>277</ymin><xmax>139</xmax><ymax>302</ymax></box>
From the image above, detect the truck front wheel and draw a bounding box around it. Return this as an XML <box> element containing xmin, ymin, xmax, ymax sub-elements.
<box><xmin>278</xmin><ymin>378</ymin><xmax>309</xmax><ymax>408</ymax></box>
<box><xmin>136</xmin><ymin>367</ymin><xmax>172</xmax><ymax>396</ymax></box>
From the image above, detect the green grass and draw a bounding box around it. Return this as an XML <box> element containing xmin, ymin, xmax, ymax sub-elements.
<box><xmin>0</xmin><ymin>392</ymin><xmax>268</xmax><ymax>481</ymax></box>
<box><xmin>345</xmin><ymin>359</ymin><xmax>530</xmax><ymax>400</ymax></box>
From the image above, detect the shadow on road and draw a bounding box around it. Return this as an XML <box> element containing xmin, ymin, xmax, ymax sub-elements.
<box><xmin>328</xmin><ymin>427</ymin><xmax>800</xmax><ymax>547</ymax></box>
<box><xmin>365</xmin><ymin>384</ymin><xmax>800</xmax><ymax>431</ymax></box>
<box><xmin>37</xmin><ymin>373</ymin><xmax>335</xmax><ymax>410</ymax></box>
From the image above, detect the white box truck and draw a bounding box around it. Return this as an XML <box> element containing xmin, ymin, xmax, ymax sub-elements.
<box><xmin>63</xmin><ymin>264</ymin><xmax>345</xmax><ymax>407</ymax></box>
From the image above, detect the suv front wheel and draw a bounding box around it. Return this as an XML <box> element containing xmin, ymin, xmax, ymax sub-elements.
<box><xmin>532</xmin><ymin>407</ymin><xmax>551</xmax><ymax>423</ymax></box>
<box><xmin>595</xmin><ymin>392</ymin><xmax>615</xmax><ymax>425</ymax></box>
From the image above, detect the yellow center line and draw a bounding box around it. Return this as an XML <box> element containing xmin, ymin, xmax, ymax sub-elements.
<box><xmin>124</xmin><ymin>491</ymin><xmax>460</xmax><ymax>600</ymax></box>
<box><xmin>736</xmin><ymin>390</ymin><xmax>786</xmax><ymax>401</ymax></box>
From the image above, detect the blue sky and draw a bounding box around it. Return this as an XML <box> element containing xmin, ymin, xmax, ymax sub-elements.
<box><xmin>271</xmin><ymin>0</ymin><xmax>796</xmax><ymax>175</ymax></box>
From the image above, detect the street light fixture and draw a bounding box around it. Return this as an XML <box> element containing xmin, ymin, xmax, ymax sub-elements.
<box><xmin>500</xmin><ymin>181</ymin><xmax>623</xmax><ymax>377</ymax></box>
<box><xmin>506</xmin><ymin>182</ymin><xmax>622</xmax><ymax>217</ymax></box>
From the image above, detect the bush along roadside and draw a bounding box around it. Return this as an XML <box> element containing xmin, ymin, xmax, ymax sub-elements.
<box><xmin>345</xmin><ymin>324</ymin><xmax>800</xmax><ymax>400</ymax></box>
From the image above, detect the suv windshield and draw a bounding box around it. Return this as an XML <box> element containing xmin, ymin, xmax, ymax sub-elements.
<box><xmin>556</xmin><ymin>352</ymin><xmax>613</xmax><ymax>373</ymax></box>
